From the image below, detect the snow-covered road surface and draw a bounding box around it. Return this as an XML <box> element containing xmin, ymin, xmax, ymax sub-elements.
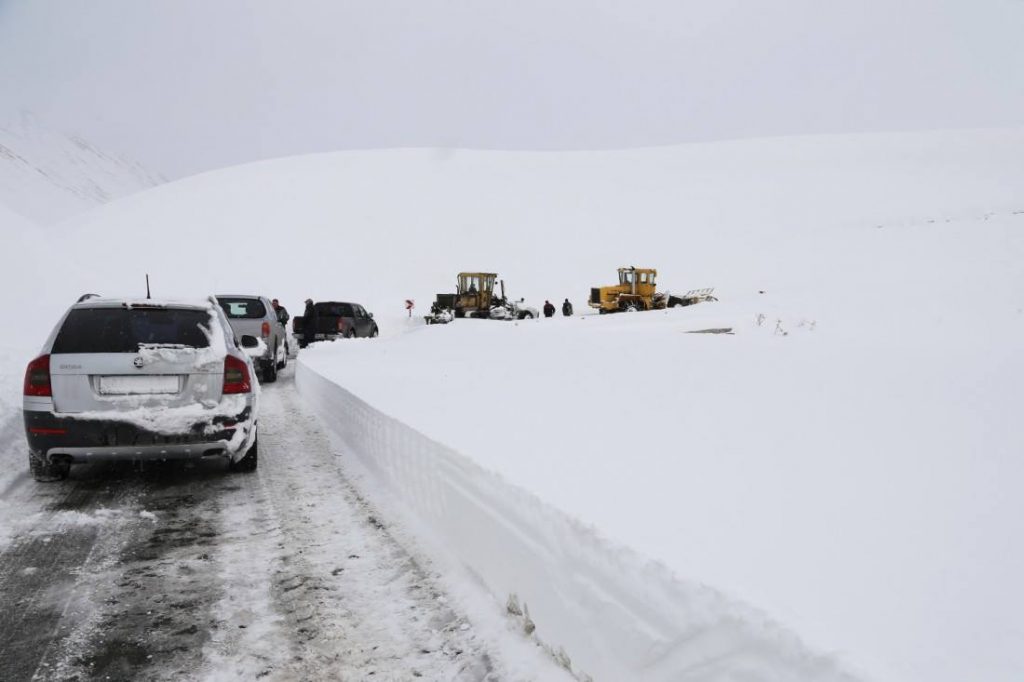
<box><xmin>0</xmin><ymin>369</ymin><xmax>536</xmax><ymax>681</ymax></box>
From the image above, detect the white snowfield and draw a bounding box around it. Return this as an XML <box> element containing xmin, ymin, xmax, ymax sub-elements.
<box><xmin>1</xmin><ymin>129</ymin><xmax>1023</xmax><ymax>680</ymax></box>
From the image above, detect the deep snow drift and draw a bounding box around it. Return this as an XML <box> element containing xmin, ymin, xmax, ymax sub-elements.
<box><xmin>2</xmin><ymin>130</ymin><xmax>1023</xmax><ymax>680</ymax></box>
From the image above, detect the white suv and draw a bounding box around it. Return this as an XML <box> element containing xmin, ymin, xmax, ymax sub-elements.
<box><xmin>214</xmin><ymin>295</ymin><xmax>288</xmax><ymax>382</ymax></box>
<box><xmin>23</xmin><ymin>295</ymin><xmax>260</xmax><ymax>481</ymax></box>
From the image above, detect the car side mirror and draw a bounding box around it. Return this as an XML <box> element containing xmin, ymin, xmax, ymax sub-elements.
<box><xmin>240</xmin><ymin>335</ymin><xmax>259</xmax><ymax>349</ymax></box>
<box><xmin>369</xmin><ymin>312</ymin><xmax>374</xmax><ymax>319</ymax></box>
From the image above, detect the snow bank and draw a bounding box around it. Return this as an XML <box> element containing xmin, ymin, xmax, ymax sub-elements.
<box><xmin>0</xmin><ymin>347</ymin><xmax>28</xmax><ymax>549</ymax></box>
<box><xmin>296</xmin><ymin>361</ymin><xmax>854</xmax><ymax>682</ymax></box>
<box><xmin>0</xmin><ymin>205</ymin><xmax>39</xmax><ymax>530</ymax></box>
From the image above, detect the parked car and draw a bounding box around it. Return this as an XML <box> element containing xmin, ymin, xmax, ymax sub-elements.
<box><xmin>293</xmin><ymin>301</ymin><xmax>379</xmax><ymax>346</ymax></box>
<box><xmin>215</xmin><ymin>295</ymin><xmax>288</xmax><ymax>382</ymax></box>
<box><xmin>23</xmin><ymin>295</ymin><xmax>260</xmax><ymax>481</ymax></box>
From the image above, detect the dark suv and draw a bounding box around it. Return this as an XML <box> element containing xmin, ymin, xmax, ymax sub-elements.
<box><xmin>293</xmin><ymin>301</ymin><xmax>379</xmax><ymax>346</ymax></box>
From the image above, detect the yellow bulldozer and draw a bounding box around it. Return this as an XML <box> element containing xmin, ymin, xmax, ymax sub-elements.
<box><xmin>588</xmin><ymin>266</ymin><xmax>716</xmax><ymax>314</ymax></box>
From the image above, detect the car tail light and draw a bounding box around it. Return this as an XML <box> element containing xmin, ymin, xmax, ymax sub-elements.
<box><xmin>30</xmin><ymin>427</ymin><xmax>66</xmax><ymax>435</ymax></box>
<box><xmin>24</xmin><ymin>355</ymin><xmax>52</xmax><ymax>397</ymax></box>
<box><xmin>337</xmin><ymin>318</ymin><xmax>345</xmax><ymax>332</ymax></box>
<box><xmin>261</xmin><ymin>321</ymin><xmax>270</xmax><ymax>338</ymax></box>
<box><xmin>223</xmin><ymin>355</ymin><xmax>251</xmax><ymax>394</ymax></box>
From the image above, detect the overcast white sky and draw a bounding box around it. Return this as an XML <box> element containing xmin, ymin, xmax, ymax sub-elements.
<box><xmin>1</xmin><ymin>0</ymin><xmax>1022</xmax><ymax>177</ymax></box>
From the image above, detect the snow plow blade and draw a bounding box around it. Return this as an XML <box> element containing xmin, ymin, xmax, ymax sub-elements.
<box><xmin>667</xmin><ymin>288</ymin><xmax>717</xmax><ymax>308</ymax></box>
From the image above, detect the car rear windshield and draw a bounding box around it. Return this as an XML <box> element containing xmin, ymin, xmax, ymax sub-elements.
<box><xmin>317</xmin><ymin>302</ymin><xmax>354</xmax><ymax>317</ymax></box>
<box><xmin>217</xmin><ymin>297</ymin><xmax>267</xmax><ymax>319</ymax></box>
<box><xmin>52</xmin><ymin>307</ymin><xmax>212</xmax><ymax>353</ymax></box>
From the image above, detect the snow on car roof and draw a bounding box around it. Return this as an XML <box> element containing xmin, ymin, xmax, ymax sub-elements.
<box><xmin>73</xmin><ymin>296</ymin><xmax>215</xmax><ymax>310</ymax></box>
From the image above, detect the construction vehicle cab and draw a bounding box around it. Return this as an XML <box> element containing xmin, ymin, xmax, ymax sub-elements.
<box><xmin>618</xmin><ymin>267</ymin><xmax>656</xmax><ymax>292</ymax></box>
<box><xmin>455</xmin><ymin>272</ymin><xmax>497</xmax><ymax>317</ymax></box>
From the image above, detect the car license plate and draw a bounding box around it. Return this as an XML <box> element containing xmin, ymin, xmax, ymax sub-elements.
<box><xmin>98</xmin><ymin>375</ymin><xmax>180</xmax><ymax>395</ymax></box>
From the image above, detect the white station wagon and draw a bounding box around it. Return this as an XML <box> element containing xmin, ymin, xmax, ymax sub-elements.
<box><xmin>23</xmin><ymin>295</ymin><xmax>260</xmax><ymax>481</ymax></box>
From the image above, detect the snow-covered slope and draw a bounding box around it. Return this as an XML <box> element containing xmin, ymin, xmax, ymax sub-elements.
<box><xmin>3</xmin><ymin>129</ymin><xmax>1023</xmax><ymax>680</ymax></box>
<box><xmin>26</xmin><ymin>128</ymin><xmax>1024</xmax><ymax>337</ymax></box>
<box><xmin>0</xmin><ymin>117</ymin><xmax>164</xmax><ymax>224</ymax></box>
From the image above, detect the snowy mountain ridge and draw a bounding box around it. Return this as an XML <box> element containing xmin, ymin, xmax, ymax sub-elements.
<box><xmin>0</xmin><ymin>115</ymin><xmax>164</xmax><ymax>224</ymax></box>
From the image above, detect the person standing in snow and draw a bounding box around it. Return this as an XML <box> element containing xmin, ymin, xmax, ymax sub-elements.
<box><xmin>272</xmin><ymin>298</ymin><xmax>289</xmax><ymax>326</ymax></box>
<box><xmin>561</xmin><ymin>298</ymin><xmax>573</xmax><ymax>316</ymax></box>
<box><xmin>301</xmin><ymin>298</ymin><xmax>317</xmax><ymax>348</ymax></box>
<box><xmin>543</xmin><ymin>300</ymin><xmax>556</xmax><ymax>318</ymax></box>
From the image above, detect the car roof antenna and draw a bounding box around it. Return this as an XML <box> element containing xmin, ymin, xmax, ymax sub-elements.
<box><xmin>146</xmin><ymin>273</ymin><xmax>151</xmax><ymax>300</ymax></box>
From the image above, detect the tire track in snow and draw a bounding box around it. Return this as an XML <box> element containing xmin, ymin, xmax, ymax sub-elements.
<box><xmin>0</xmin><ymin>461</ymin><xmax>234</xmax><ymax>681</ymax></box>
<box><xmin>42</xmin><ymin>471</ymin><xmax>229</xmax><ymax>681</ymax></box>
<box><xmin>203</xmin><ymin>371</ymin><xmax>495</xmax><ymax>681</ymax></box>
<box><xmin>0</xmin><ymin>467</ymin><xmax>145</xmax><ymax>680</ymax></box>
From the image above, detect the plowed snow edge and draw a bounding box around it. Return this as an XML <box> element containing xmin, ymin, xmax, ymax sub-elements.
<box><xmin>295</xmin><ymin>360</ymin><xmax>859</xmax><ymax>682</ymax></box>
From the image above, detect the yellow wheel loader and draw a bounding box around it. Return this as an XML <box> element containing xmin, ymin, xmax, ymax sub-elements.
<box><xmin>588</xmin><ymin>267</ymin><xmax>716</xmax><ymax>314</ymax></box>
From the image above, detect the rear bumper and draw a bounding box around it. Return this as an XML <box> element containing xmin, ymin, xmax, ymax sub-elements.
<box><xmin>42</xmin><ymin>443</ymin><xmax>234</xmax><ymax>463</ymax></box>
<box><xmin>24</xmin><ymin>409</ymin><xmax>252</xmax><ymax>464</ymax></box>
<box><xmin>294</xmin><ymin>332</ymin><xmax>339</xmax><ymax>343</ymax></box>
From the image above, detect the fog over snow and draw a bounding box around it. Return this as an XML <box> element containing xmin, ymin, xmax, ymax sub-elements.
<box><xmin>1</xmin><ymin>0</ymin><xmax>1022</xmax><ymax>176</ymax></box>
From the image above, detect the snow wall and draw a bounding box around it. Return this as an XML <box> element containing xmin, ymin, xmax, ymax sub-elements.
<box><xmin>295</xmin><ymin>361</ymin><xmax>854</xmax><ymax>682</ymax></box>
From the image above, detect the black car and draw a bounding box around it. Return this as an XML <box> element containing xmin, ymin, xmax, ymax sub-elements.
<box><xmin>293</xmin><ymin>301</ymin><xmax>379</xmax><ymax>345</ymax></box>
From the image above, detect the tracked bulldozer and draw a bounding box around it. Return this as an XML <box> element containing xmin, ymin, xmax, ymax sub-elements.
<box><xmin>426</xmin><ymin>272</ymin><xmax>538</xmax><ymax>324</ymax></box>
<box><xmin>588</xmin><ymin>266</ymin><xmax>716</xmax><ymax>314</ymax></box>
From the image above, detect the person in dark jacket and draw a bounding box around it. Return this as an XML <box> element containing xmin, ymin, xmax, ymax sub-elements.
<box><xmin>543</xmin><ymin>300</ymin><xmax>556</xmax><ymax>318</ymax></box>
<box><xmin>272</xmin><ymin>298</ymin><xmax>289</xmax><ymax>326</ymax></box>
<box><xmin>300</xmin><ymin>299</ymin><xmax>317</xmax><ymax>348</ymax></box>
<box><xmin>561</xmin><ymin>298</ymin><xmax>573</xmax><ymax>316</ymax></box>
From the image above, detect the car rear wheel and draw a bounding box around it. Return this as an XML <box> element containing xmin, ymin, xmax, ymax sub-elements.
<box><xmin>277</xmin><ymin>341</ymin><xmax>288</xmax><ymax>369</ymax></box>
<box><xmin>29</xmin><ymin>453</ymin><xmax>70</xmax><ymax>482</ymax></box>
<box><xmin>262</xmin><ymin>356</ymin><xmax>278</xmax><ymax>383</ymax></box>
<box><xmin>230</xmin><ymin>436</ymin><xmax>258</xmax><ymax>472</ymax></box>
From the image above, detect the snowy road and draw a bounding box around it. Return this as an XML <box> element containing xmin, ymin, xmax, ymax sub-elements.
<box><xmin>0</xmin><ymin>369</ymin><xmax>497</xmax><ymax>681</ymax></box>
